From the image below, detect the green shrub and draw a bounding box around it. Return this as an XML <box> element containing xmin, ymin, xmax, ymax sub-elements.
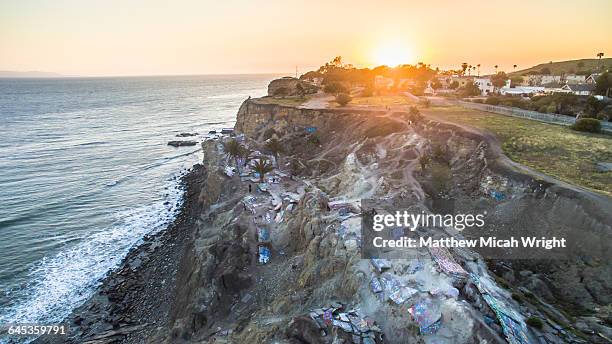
<box><xmin>323</xmin><ymin>82</ymin><xmax>347</xmax><ymax>95</ymax></box>
<box><xmin>263</xmin><ymin>128</ymin><xmax>277</xmax><ymax>140</ymax></box>
<box><xmin>431</xmin><ymin>144</ymin><xmax>447</xmax><ymax>160</ymax></box>
<box><xmin>361</xmin><ymin>87</ymin><xmax>374</xmax><ymax>97</ymax></box>
<box><xmin>586</xmin><ymin>96</ymin><xmax>605</xmax><ymax>115</ymax></box>
<box><xmin>460</xmin><ymin>81</ymin><xmax>480</xmax><ymax>97</ymax></box>
<box><xmin>596</xmin><ymin>112</ymin><xmax>610</xmax><ymax>121</ymax></box>
<box><xmin>571</xmin><ymin>118</ymin><xmax>601</xmax><ymax>133</ymax></box>
<box><xmin>526</xmin><ymin>316</ymin><xmax>544</xmax><ymax>329</ymax></box>
<box><xmin>307</xmin><ymin>134</ymin><xmax>321</xmax><ymax>145</ymax></box>
<box><xmin>545</xmin><ymin>104</ymin><xmax>557</xmax><ymax>113</ymax></box>
<box><xmin>502</xmin><ymin>98</ymin><xmax>528</xmax><ymax>109</ymax></box>
<box><xmin>419</xmin><ymin>154</ymin><xmax>430</xmax><ymax>171</ymax></box>
<box><xmin>430</xmin><ymin>162</ymin><xmax>451</xmax><ymax>193</ymax></box>
<box><xmin>485</xmin><ymin>97</ymin><xmax>500</xmax><ymax>105</ymax></box>
<box><xmin>335</xmin><ymin>93</ymin><xmax>352</xmax><ymax>106</ymax></box>
<box><xmin>406</xmin><ymin>107</ymin><xmax>423</xmax><ymax>122</ymax></box>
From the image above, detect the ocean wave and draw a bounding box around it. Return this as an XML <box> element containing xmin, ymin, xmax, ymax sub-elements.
<box><xmin>0</xmin><ymin>175</ymin><xmax>186</xmax><ymax>344</ymax></box>
<box><xmin>105</xmin><ymin>147</ymin><xmax>202</xmax><ymax>188</ymax></box>
<box><xmin>74</xmin><ymin>141</ymin><xmax>108</xmax><ymax>147</ymax></box>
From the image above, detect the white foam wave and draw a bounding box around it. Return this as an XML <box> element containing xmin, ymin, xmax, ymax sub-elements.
<box><xmin>0</xmin><ymin>174</ymin><xmax>186</xmax><ymax>343</ymax></box>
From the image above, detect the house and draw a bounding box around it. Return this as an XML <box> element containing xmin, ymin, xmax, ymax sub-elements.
<box><xmin>374</xmin><ymin>75</ymin><xmax>394</xmax><ymax>89</ymax></box>
<box><xmin>499</xmin><ymin>86</ymin><xmax>545</xmax><ymax>96</ymax></box>
<box><xmin>564</xmin><ymin>74</ymin><xmax>587</xmax><ymax>85</ymax></box>
<box><xmin>542</xmin><ymin>87</ymin><xmax>566</xmax><ymax>94</ymax></box>
<box><xmin>586</xmin><ymin>73</ymin><xmax>601</xmax><ymax>84</ymax></box>
<box><xmin>473</xmin><ymin>77</ymin><xmax>494</xmax><ymax>95</ymax></box>
<box><xmin>423</xmin><ymin>84</ymin><xmax>435</xmax><ymax>95</ymax></box>
<box><xmin>561</xmin><ymin>84</ymin><xmax>595</xmax><ymax>96</ymax></box>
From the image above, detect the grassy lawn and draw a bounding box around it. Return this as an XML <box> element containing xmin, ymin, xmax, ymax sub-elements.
<box><xmin>253</xmin><ymin>96</ymin><xmax>308</xmax><ymax>106</ymax></box>
<box><xmin>425</xmin><ymin>106</ymin><xmax>612</xmax><ymax>195</ymax></box>
<box><xmin>351</xmin><ymin>95</ymin><xmax>415</xmax><ymax>106</ymax></box>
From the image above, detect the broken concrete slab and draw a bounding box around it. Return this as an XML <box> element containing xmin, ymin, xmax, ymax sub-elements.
<box><xmin>389</xmin><ymin>286</ymin><xmax>418</xmax><ymax>305</ymax></box>
<box><xmin>370</xmin><ymin>258</ymin><xmax>392</xmax><ymax>273</ymax></box>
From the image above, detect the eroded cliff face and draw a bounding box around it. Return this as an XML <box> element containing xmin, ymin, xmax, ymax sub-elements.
<box><xmin>413</xmin><ymin>119</ymin><xmax>612</xmax><ymax>311</ymax></box>
<box><xmin>163</xmin><ymin>99</ymin><xmax>612</xmax><ymax>343</ymax></box>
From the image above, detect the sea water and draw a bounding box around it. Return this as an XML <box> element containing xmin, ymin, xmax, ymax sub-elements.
<box><xmin>0</xmin><ymin>74</ymin><xmax>275</xmax><ymax>333</ymax></box>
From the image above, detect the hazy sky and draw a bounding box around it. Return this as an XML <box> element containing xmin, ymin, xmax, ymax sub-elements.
<box><xmin>1</xmin><ymin>0</ymin><xmax>611</xmax><ymax>76</ymax></box>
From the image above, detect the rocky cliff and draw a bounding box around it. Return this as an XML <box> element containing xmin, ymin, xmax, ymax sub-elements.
<box><xmin>41</xmin><ymin>98</ymin><xmax>611</xmax><ymax>344</ymax></box>
<box><xmin>161</xmin><ymin>99</ymin><xmax>612</xmax><ymax>343</ymax></box>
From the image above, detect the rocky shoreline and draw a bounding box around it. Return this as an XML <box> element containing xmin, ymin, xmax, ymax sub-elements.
<box><xmin>33</xmin><ymin>165</ymin><xmax>207</xmax><ymax>344</ymax></box>
<box><xmin>28</xmin><ymin>95</ymin><xmax>612</xmax><ymax>344</ymax></box>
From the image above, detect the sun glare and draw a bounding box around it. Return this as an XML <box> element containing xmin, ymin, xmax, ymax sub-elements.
<box><xmin>373</xmin><ymin>41</ymin><xmax>414</xmax><ymax>67</ymax></box>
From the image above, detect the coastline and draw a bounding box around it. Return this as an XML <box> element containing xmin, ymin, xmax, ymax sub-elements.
<box><xmin>33</xmin><ymin>163</ymin><xmax>206</xmax><ymax>344</ymax></box>
<box><xmin>23</xmin><ymin>94</ymin><xmax>612</xmax><ymax>343</ymax></box>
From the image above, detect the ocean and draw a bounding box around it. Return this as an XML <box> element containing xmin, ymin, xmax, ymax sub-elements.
<box><xmin>0</xmin><ymin>74</ymin><xmax>276</xmax><ymax>331</ymax></box>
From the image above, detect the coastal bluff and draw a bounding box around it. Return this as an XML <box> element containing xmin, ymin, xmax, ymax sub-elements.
<box><xmin>35</xmin><ymin>96</ymin><xmax>612</xmax><ymax>344</ymax></box>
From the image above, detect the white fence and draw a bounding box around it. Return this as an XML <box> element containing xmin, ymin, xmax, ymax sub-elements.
<box><xmin>457</xmin><ymin>101</ymin><xmax>612</xmax><ymax>134</ymax></box>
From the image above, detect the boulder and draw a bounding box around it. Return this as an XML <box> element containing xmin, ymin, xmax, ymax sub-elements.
<box><xmin>167</xmin><ymin>141</ymin><xmax>197</xmax><ymax>147</ymax></box>
<box><xmin>175</xmin><ymin>132</ymin><xmax>198</xmax><ymax>137</ymax></box>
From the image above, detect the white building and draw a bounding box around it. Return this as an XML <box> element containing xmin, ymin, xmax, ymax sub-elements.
<box><xmin>561</xmin><ymin>84</ymin><xmax>594</xmax><ymax>96</ymax></box>
<box><xmin>586</xmin><ymin>73</ymin><xmax>601</xmax><ymax>84</ymax></box>
<box><xmin>473</xmin><ymin>78</ymin><xmax>494</xmax><ymax>95</ymax></box>
<box><xmin>499</xmin><ymin>86</ymin><xmax>545</xmax><ymax>96</ymax></box>
<box><xmin>564</xmin><ymin>74</ymin><xmax>587</xmax><ymax>84</ymax></box>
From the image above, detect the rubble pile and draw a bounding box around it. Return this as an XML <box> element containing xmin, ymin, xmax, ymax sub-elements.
<box><xmin>36</xmin><ymin>94</ymin><xmax>612</xmax><ymax>344</ymax></box>
<box><xmin>307</xmin><ymin>303</ymin><xmax>384</xmax><ymax>344</ymax></box>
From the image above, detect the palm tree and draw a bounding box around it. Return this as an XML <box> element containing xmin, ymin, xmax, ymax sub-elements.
<box><xmin>476</xmin><ymin>64</ymin><xmax>481</xmax><ymax>77</ymax></box>
<box><xmin>223</xmin><ymin>139</ymin><xmax>245</xmax><ymax>173</ymax></box>
<box><xmin>461</xmin><ymin>63</ymin><xmax>468</xmax><ymax>76</ymax></box>
<box><xmin>597</xmin><ymin>52</ymin><xmax>605</xmax><ymax>70</ymax></box>
<box><xmin>252</xmin><ymin>158</ymin><xmax>273</xmax><ymax>183</ymax></box>
<box><xmin>513</xmin><ymin>64</ymin><xmax>518</xmax><ymax>72</ymax></box>
<box><xmin>468</xmin><ymin>65</ymin><xmax>473</xmax><ymax>76</ymax></box>
<box><xmin>494</xmin><ymin>65</ymin><xmax>499</xmax><ymax>73</ymax></box>
<box><xmin>265</xmin><ymin>138</ymin><xmax>284</xmax><ymax>167</ymax></box>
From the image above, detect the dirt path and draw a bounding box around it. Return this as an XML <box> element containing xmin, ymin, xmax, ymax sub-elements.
<box><xmin>300</xmin><ymin>93</ymin><xmax>334</xmax><ymax>109</ymax></box>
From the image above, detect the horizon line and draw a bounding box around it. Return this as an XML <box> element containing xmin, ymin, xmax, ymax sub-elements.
<box><xmin>0</xmin><ymin>71</ymin><xmax>294</xmax><ymax>79</ymax></box>
<box><xmin>2</xmin><ymin>55</ymin><xmax>610</xmax><ymax>79</ymax></box>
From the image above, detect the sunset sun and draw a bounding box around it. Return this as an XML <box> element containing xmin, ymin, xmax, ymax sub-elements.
<box><xmin>373</xmin><ymin>41</ymin><xmax>414</xmax><ymax>67</ymax></box>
